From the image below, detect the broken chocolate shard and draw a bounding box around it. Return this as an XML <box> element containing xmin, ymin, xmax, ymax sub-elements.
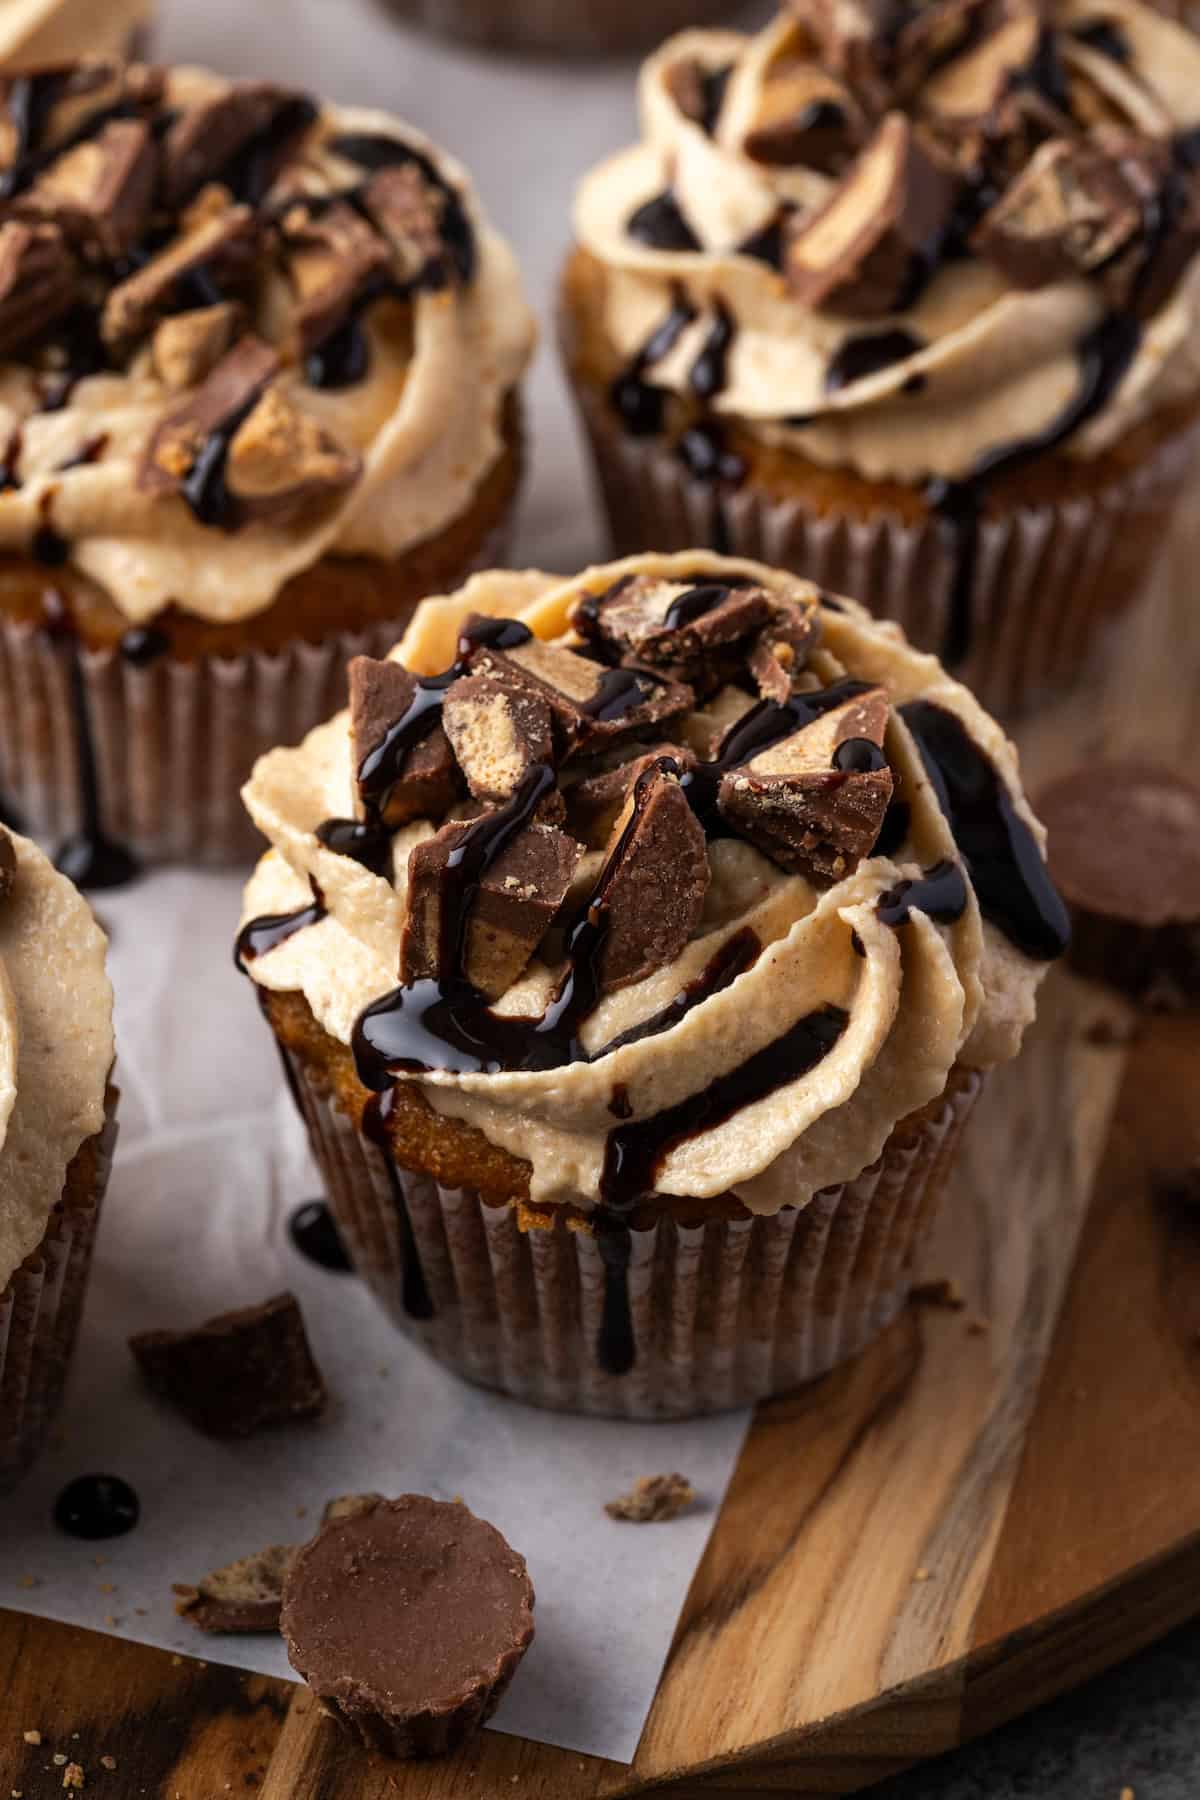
<box><xmin>161</xmin><ymin>80</ymin><xmax>313</xmax><ymax>207</ymax></box>
<box><xmin>20</xmin><ymin>117</ymin><xmax>156</xmax><ymax>263</ymax></box>
<box><xmin>226</xmin><ymin>385</ymin><xmax>360</xmax><ymax>523</ymax></box>
<box><xmin>129</xmin><ymin>1293</ymin><xmax>327</xmax><ymax>1439</ymax></box>
<box><xmin>972</xmin><ymin>135</ymin><xmax>1156</xmax><ymax>294</ymax></box>
<box><xmin>785</xmin><ymin>113</ymin><xmax>959</xmax><ymax>317</ymax></box>
<box><xmin>174</xmin><ymin>1542</ymin><xmax>295</xmax><ymax>1635</ymax></box>
<box><xmin>718</xmin><ymin>684</ymin><xmax>893</xmax><ymax>879</ymax></box>
<box><xmin>278</xmin><ymin>196</ymin><xmax>392</xmax><ymax>360</ymax></box>
<box><xmin>151</xmin><ymin>301</ymin><xmax>243</xmax><ymax>392</ymax></box>
<box><xmin>140</xmin><ymin>333</ymin><xmax>280</xmax><ymax>514</ymax></box>
<box><xmin>0</xmin><ymin>825</ymin><xmax>14</xmax><ymax>899</ymax></box>
<box><xmin>101</xmin><ymin>200</ymin><xmax>258</xmax><ymax>355</ymax></box>
<box><xmin>468</xmin><ymin>633</ymin><xmax>692</xmax><ymax>759</ymax></box>
<box><xmin>442</xmin><ymin>672</ymin><xmax>555</xmax><ymax>805</ymax></box>
<box><xmin>572</xmin><ymin>575</ymin><xmax>773</xmax><ymax>683</ymax></box>
<box><xmin>0</xmin><ymin>219</ymin><xmax>79</xmax><ymax>356</ymax></box>
<box><xmin>349</xmin><ymin>655</ymin><xmax>461</xmax><ymax>828</ymax></box>
<box><xmin>595</xmin><ymin>762</ymin><xmax>709</xmax><ymax>993</ymax></box>
<box><xmin>401</xmin><ymin>815</ymin><xmax>582</xmax><ymax>1000</ymax></box>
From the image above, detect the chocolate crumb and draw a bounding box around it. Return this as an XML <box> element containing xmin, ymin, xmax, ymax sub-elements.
<box><xmin>129</xmin><ymin>1293</ymin><xmax>326</xmax><ymax>1438</ymax></box>
<box><xmin>605</xmin><ymin>1473</ymin><xmax>696</xmax><ymax>1523</ymax></box>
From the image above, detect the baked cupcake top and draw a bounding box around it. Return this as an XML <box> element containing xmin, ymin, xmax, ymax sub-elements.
<box><xmin>573</xmin><ymin>0</ymin><xmax>1200</xmax><ymax>485</ymax></box>
<box><xmin>0</xmin><ymin>826</ymin><xmax>113</xmax><ymax>1289</ymax></box>
<box><xmin>240</xmin><ymin>553</ymin><xmax>1067</xmax><ymax>1216</ymax></box>
<box><xmin>0</xmin><ymin>59</ymin><xmax>534</xmax><ymax>623</ymax></box>
<box><xmin>0</xmin><ymin>0</ymin><xmax>148</xmax><ymax>73</ymax></box>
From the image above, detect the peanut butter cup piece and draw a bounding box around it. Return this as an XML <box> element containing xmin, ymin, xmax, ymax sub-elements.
<box><xmin>572</xmin><ymin>575</ymin><xmax>774</xmax><ymax>681</ymax></box>
<box><xmin>280</xmin><ymin>1495</ymin><xmax>535</xmax><ymax>1760</ymax></box>
<box><xmin>0</xmin><ymin>826</ymin><xmax>15</xmax><ymax>900</ymax></box>
<box><xmin>226</xmin><ymin>385</ymin><xmax>360</xmax><ymax>523</ymax></box>
<box><xmin>468</xmin><ymin>632</ymin><xmax>692</xmax><ymax>759</ymax></box>
<box><xmin>140</xmin><ymin>333</ymin><xmax>280</xmax><ymax>507</ymax></box>
<box><xmin>160</xmin><ymin>80</ymin><xmax>314</xmax><ymax>206</ymax></box>
<box><xmin>785</xmin><ymin>114</ymin><xmax>959</xmax><ymax>317</ymax></box>
<box><xmin>972</xmin><ymin>136</ymin><xmax>1156</xmax><ymax>297</ymax></box>
<box><xmin>20</xmin><ymin>117</ymin><xmax>157</xmax><ymax>263</ymax></box>
<box><xmin>0</xmin><ymin>220</ymin><xmax>79</xmax><ymax>355</ymax></box>
<box><xmin>1037</xmin><ymin>763</ymin><xmax>1200</xmax><ymax>1008</ymax></box>
<box><xmin>362</xmin><ymin>165</ymin><xmax>447</xmax><ymax>285</ymax></box>
<box><xmin>278</xmin><ymin>196</ymin><xmax>392</xmax><ymax>360</ymax></box>
<box><xmin>349</xmin><ymin>655</ymin><xmax>460</xmax><ymax>828</ymax></box>
<box><xmin>101</xmin><ymin>199</ymin><xmax>258</xmax><ymax>355</ymax></box>
<box><xmin>567</xmin><ymin>743</ymin><xmax>697</xmax><ymax>846</ymax></box>
<box><xmin>718</xmin><ymin>685</ymin><xmax>893</xmax><ymax>880</ymax></box>
<box><xmin>595</xmin><ymin>761</ymin><xmax>709</xmax><ymax>992</ymax></box>
<box><xmin>152</xmin><ymin>301</ymin><xmax>244</xmax><ymax>392</ymax></box>
<box><xmin>442</xmin><ymin>672</ymin><xmax>555</xmax><ymax>805</ymax></box>
<box><xmin>174</xmin><ymin>1543</ymin><xmax>295</xmax><ymax>1635</ymax></box>
<box><xmin>129</xmin><ymin>1293</ymin><xmax>327</xmax><ymax>1438</ymax></box>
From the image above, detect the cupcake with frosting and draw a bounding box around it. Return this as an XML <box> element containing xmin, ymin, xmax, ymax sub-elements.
<box><xmin>0</xmin><ymin>0</ymin><xmax>150</xmax><ymax>70</ymax></box>
<box><xmin>237</xmin><ymin>551</ymin><xmax>1066</xmax><ymax>1418</ymax></box>
<box><xmin>388</xmin><ymin>0</ymin><xmax>740</xmax><ymax>58</ymax></box>
<box><xmin>0</xmin><ymin>824</ymin><xmax>115</xmax><ymax>1487</ymax></box>
<box><xmin>563</xmin><ymin>0</ymin><xmax>1200</xmax><ymax>712</ymax></box>
<box><xmin>0</xmin><ymin>59</ymin><xmax>534</xmax><ymax>874</ymax></box>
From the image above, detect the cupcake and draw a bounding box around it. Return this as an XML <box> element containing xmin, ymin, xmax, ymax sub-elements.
<box><xmin>0</xmin><ymin>823</ymin><xmax>116</xmax><ymax>1488</ymax></box>
<box><xmin>562</xmin><ymin>0</ymin><xmax>1200</xmax><ymax>713</ymax></box>
<box><xmin>0</xmin><ymin>0</ymin><xmax>151</xmax><ymax>70</ymax></box>
<box><xmin>388</xmin><ymin>0</ymin><xmax>740</xmax><ymax>58</ymax></box>
<box><xmin>237</xmin><ymin>552</ymin><xmax>1066</xmax><ymax>1419</ymax></box>
<box><xmin>0</xmin><ymin>60</ymin><xmax>534</xmax><ymax>876</ymax></box>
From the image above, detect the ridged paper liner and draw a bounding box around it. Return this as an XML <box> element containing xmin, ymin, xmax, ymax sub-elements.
<box><xmin>572</xmin><ymin>381</ymin><xmax>1200</xmax><ymax>715</ymax></box>
<box><xmin>0</xmin><ymin>1090</ymin><xmax>118</xmax><ymax>1492</ymax></box>
<box><xmin>0</xmin><ymin>519</ymin><xmax>512</xmax><ymax>867</ymax></box>
<box><xmin>384</xmin><ymin>0</ymin><xmax>736</xmax><ymax>54</ymax></box>
<box><xmin>306</xmin><ymin>1640</ymin><xmax>531</xmax><ymax>1758</ymax></box>
<box><xmin>281</xmin><ymin>1043</ymin><xmax>982</xmax><ymax>1420</ymax></box>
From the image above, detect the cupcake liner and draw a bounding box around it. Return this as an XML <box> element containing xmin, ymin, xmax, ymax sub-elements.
<box><xmin>281</xmin><ymin>1042</ymin><xmax>982</xmax><ymax>1420</ymax></box>
<box><xmin>0</xmin><ymin>519</ymin><xmax>512</xmax><ymax>868</ymax></box>
<box><xmin>0</xmin><ymin>1089</ymin><xmax>118</xmax><ymax>1492</ymax></box>
<box><xmin>316</xmin><ymin>1646</ymin><xmax>527</xmax><ymax>1759</ymax></box>
<box><xmin>384</xmin><ymin>0</ymin><xmax>737</xmax><ymax>55</ymax></box>
<box><xmin>572</xmin><ymin>381</ymin><xmax>1200</xmax><ymax>715</ymax></box>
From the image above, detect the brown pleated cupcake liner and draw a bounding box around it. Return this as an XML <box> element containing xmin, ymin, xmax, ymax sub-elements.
<box><xmin>384</xmin><ymin>0</ymin><xmax>738</xmax><ymax>55</ymax></box>
<box><xmin>0</xmin><ymin>1088</ymin><xmax>118</xmax><ymax>1492</ymax></box>
<box><xmin>315</xmin><ymin>1646</ymin><xmax>528</xmax><ymax>1758</ymax></box>
<box><xmin>282</xmin><ymin>1042</ymin><xmax>982</xmax><ymax>1420</ymax></box>
<box><xmin>572</xmin><ymin>381</ymin><xmax>1200</xmax><ymax>716</ymax></box>
<box><xmin>0</xmin><ymin>518</ymin><xmax>512</xmax><ymax>869</ymax></box>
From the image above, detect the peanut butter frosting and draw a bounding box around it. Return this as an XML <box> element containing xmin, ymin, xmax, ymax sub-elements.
<box><xmin>0</xmin><ymin>60</ymin><xmax>534</xmax><ymax>624</ymax></box>
<box><xmin>0</xmin><ymin>828</ymin><xmax>114</xmax><ymax>1291</ymax></box>
<box><xmin>239</xmin><ymin>552</ymin><xmax>1066</xmax><ymax>1218</ymax></box>
<box><xmin>573</xmin><ymin>0</ymin><xmax>1200</xmax><ymax>486</ymax></box>
<box><xmin>0</xmin><ymin>0</ymin><xmax>149</xmax><ymax>71</ymax></box>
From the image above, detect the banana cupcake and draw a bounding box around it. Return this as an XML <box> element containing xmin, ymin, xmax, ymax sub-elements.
<box><xmin>237</xmin><ymin>552</ymin><xmax>1066</xmax><ymax>1419</ymax></box>
<box><xmin>0</xmin><ymin>60</ymin><xmax>534</xmax><ymax>875</ymax></box>
<box><xmin>0</xmin><ymin>0</ymin><xmax>151</xmax><ymax>70</ymax></box>
<box><xmin>0</xmin><ymin>824</ymin><xmax>115</xmax><ymax>1487</ymax></box>
<box><xmin>563</xmin><ymin>0</ymin><xmax>1200</xmax><ymax>713</ymax></box>
<box><xmin>388</xmin><ymin>0</ymin><xmax>739</xmax><ymax>57</ymax></box>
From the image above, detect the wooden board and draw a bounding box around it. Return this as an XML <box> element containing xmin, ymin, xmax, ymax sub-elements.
<box><xmin>3</xmin><ymin>531</ymin><xmax>1200</xmax><ymax>1800</ymax></box>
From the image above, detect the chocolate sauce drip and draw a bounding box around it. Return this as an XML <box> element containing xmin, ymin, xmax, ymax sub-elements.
<box><xmin>0</xmin><ymin>71</ymin><xmax>71</xmax><ymax>200</ymax></box>
<box><xmin>179</xmin><ymin>390</ymin><xmax>262</xmax><ymax>530</ymax></box>
<box><xmin>235</xmin><ymin>886</ymin><xmax>326</xmax><ymax>966</ymax></box>
<box><xmin>609</xmin><ymin>1082</ymin><xmax>633</xmax><ymax>1120</ymax></box>
<box><xmin>929</xmin><ymin>310</ymin><xmax>1140</xmax><ymax>666</ymax></box>
<box><xmin>119</xmin><ymin>624</ymin><xmax>170</xmax><ymax>666</ymax></box>
<box><xmin>680</xmin><ymin>678</ymin><xmax>872</xmax><ymax>834</ymax></box>
<box><xmin>689</xmin><ymin>299</ymin><xmax>735</xmax><ymax>402</ymax></box>
<box><xmin>362</xmin><ymin>1088</ymin><xmax>434</xmax><ymax>1319</ymax></box>
<box><xmin>663</xmin><ymin>580</ymin><xmax>742</xmax><ymax>631</ymax></box>
<box><xmin>289</xmin><ymin>1198</ymin><xmax>353</xmax><ymax>1273</ymax></box>
<box><xmin>594</xmin><ymin>1218</ymin><xmax>636</xmax><ymax>1376</ymax></box>
<box><xmin>699</xmin><ymin>64</ymin><xmax>733</xmax><ymax>136</ymax></box>
<box><xmin>316</xmin><ymin>815</ymin><xmax>393</xmax><ymax>877</ymax></box>
<box><xmin>56</xmin><ymin>433</ymin><xmax>109</xmax><ymax>470</ymax></box>
<box><xmin>38</xmin><ymin>306</ymin><xmax>110</xmax><ymax>412</ymax></box>
<box><xmin>0</xmin><ymin>427</ymin><xmax>22</xmax><ymax>491</ymax></box>
<box><xmin>581</xmin><ymin>665</ymin><xmax>669</xmax><ymax>723</ymax></box>
<box><xmin>826</xmin><ymin>329</ymin><xmax>926</xmax><ymax>394</ymax></box>
<box><xmin>305</xmin><ymin>311</ymin><xmax>371</xmax><ymax>390</ymax></box>
<box><xmin>32</xmin><ymin>523</ymin><xmax>69</xmax><ymax>565</ymax></box>
<box><xmin>877</xmin><ymin>858</ymin><xmax>969</xmax><ymax>927</ymax></box>
<box><xmin>738</xmin><ymin>213</ymin><xmax>787</xmax><ymax>270</ymax></box>
<box><xmin>875</xmin><ymin>798</ymin><xmax>911</xmax><ymax>857</ymax></box>
<box><xmin>54</xmin><ymin>1474</ymin><xmax>140</xmax><ymax>1540</ymax></box>
<box><xmin>53</xmin><ymin>631</ymin><xmax>141</xmax><ymax>892</ymax></box>
<box><xmin>1071</xmin><ymin>16</ymin><xmax>1132</xmax><ymax>61</ymax></box>
<box><xmin>598</xmin><ymin>1002</ymin><xmax>849</xmax><ymax>1213</ymax></box>
<box><xmin>222</xmin><ymin>95</ymin><xmax>319</xmax><ymax>207</ymax></box>
<box><xmin>899</xmin><ymin>700</ymin><xmax>1070</xmax><ymax>959</ymax></box>
<box><xmin>598</xmin><ymin>926</ymin><xmax>761</xmax><ymax>1056</ymax></box>
<box><xmin>676</xmin><ymin>422</ymin><xmax>746</xmax><ymax>486</ymax></box>
<box><xmin>833</xmin><ymin>736</ymin><xmax>888</xmax><ymax>773</ymax></box>
<box><xmin>329</xmin><ymin>132</ymin><xmax>476</xmax><ymax>286</ymax></box>
<box><xmin>609</xmin><ymin>289</ymin><xmax>696</xmax><ymax>439</ymax></box>
<box><xmin>357</xmin><ymin>616</ymin><xmax>533</xmax><ymax>826</ymax></box>
<box><xmin>626</xmin><ymin>190</ymin><xmax>700</xmax><ymax>253</ymax></box>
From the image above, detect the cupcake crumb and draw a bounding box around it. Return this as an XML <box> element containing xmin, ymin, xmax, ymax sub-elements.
<box><xmin>21</xmin><ymin>1731</ymin><xmax>40</xmax><ymax>1746</ymax></box>
<box><xmin>605</xmin><ymin>1473</ymin><xmax>695</xmax><ymax>1523</ymax></box>
<box><xmin>99</xmin><ymin>1757</ymin><xmax>117</xmax><ymax>1772</ymax></box>
<box><xmin>911</xmin><ymin>1278</ymin><xmax>965</xmax><ymax>1311</ymax></box>
<box><xmin>62</xmin><ymin>1766</ymin><xmax>84</xmax><ymax>1791</ymax></box>
<box><xmin>913</xmin><ymin>1567</ymin><xmax>932</xmax><ymax>1582</ymax></box>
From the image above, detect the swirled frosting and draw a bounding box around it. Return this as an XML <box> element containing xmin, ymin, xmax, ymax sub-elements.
<box><xmin>0</xmin><ymin>0</ymin><xmax>148</xmax><ymax>71</ymax></box>
<box><xmin>0</xmin><ymin>830</ymin><xmax>113</xmax><ymax>1290</ymax></box>
<box><xmin>0</xmin><ymin>61</ymin><xmax>533</xmax><ymax>624</ymax></box>
<box><xmin>239</xmin><ymin>552</ymin><xmax>1064</xmax><ymax>1217</ymax></box>
<box><xmin>573</xmin><ymin>0</ymin><xmax>1200</xmax><ymax>485</ymax></box>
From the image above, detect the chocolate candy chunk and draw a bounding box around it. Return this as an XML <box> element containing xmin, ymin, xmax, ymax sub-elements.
<box><xmin>19</xmin><ymin>118</ymin><xmax>156</xmax><ymax>263</ymax></box>
<box><xmin>152</xmin><ymin>301</ymin><xmax>243</xmax><ymax>392</ymax></box>
<box><xmin>161</xmin><ymin>81</ymin><xmax>313</xmax><ymax>206</ymax></box>
<box><xmin>574</xmin><ymin>575</ymin><xmax>773</xmax><ymax>681</ymax></box>
<box><xmin>442</xmin><ymin>672</ymin><xmax>555</xmax><ymax>805</ymax></box>
<box><xmin>973</xmin><ymin>136</ymin><xmax>1155</xmax><ymax>295</ymax></box>
<box><xmin>921</xmin><ymin>7</ymin><xmax>1047</xmax><ymax>130</ymax></box>
<box><xmin>225</xmin><ymin>385</ymin><xmax>360</xmax><ymax>523</ymax></box>
<box><xmin>129</xmin><ymin>1292</ymin><xmax>327</xmax><ymax>1438</ymax></box>
<box><xmin>0</xmin><ymin>61</ymin><xmax>153</xmax><ymax>173</ymax></box>
<box><xmin>0</xmin><ymin>220</ymin><xmax>78</xmax><ymax>356</ymax></box>
<box><xmin>470</xmin><ymin>634</ymin><xmax>692</xmax><ymax>759</ymax></box>
<box><xmin>747</xmin><ymin>598</ymin><xmax>824</xmax><ymax>702</ymax></box>
<box><xmin>567</xmin><ymin>744</ymin><xmax>697</xmax><ymax>847</ymax></box>
<box><xmin>278</xmin><ymin>197</ymin><xmax>392</xmax><ymax>360</ymax></box>
<box><xmin>280</xmin><ymin>1495</ymin><xmax>535</xmax><ymax>1761</ymax></box>
<box><xmin>174</xmin><ymin>1543</ymin><xmax>295</xmax><ymax>1634</ymax></box>
<box><xmin>361</xmin><ymin>165</ymin><xmax>446</xmax><ymax>286</ymax></box>
<box><xmin>401</xmin><ymin>818</ymin><xmax>581</xmax><ymax>999</ymax></box>
<box><xmin>141</xmin><ymin>333</ymin><xmax>280</xmax><ymax>502</ymax></box>
<box><xmin>349</xmin><ymin>655</ymin><xmax>460</xmax><ymax>828</ymax></box>
<box><xmin>0</xmin><ymin>826</ymin><xmax>15</xmax><ymax>900</ymax></box>
<box><xmin>102</xmin><ymin>198</ymin><xmax>257</xmax><ymax>355</ymax></box>
<box><xmin>596</xmin><ymin>762</ymin><xmax>709</xmax><ymax>992</ymax></box>
<box><xmin>785</xmin><ymin>115</ymin><xmax>959</xmax><ymax>317</ymax></box>
<box><xmin>742</xmin><ymin>62</ymin><xmax>864</xmax><ymax>175</ymax></box>
<box><xmin>718</xmin><ymin>685</ymin><xmax>893</xmax><ymax>880</ymax></box>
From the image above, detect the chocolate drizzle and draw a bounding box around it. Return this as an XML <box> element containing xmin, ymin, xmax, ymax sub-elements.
<box><xmin>316</xmin><ymin>816</ymin><xmax>392</xmax><ymax>877</ymax></box>
<box><xmin>834</xmin><ymin>735</ymin><xmax>889</xmax><ymax>773</ymax></box>
<box><xmin>899</xmin><ymin>700</ymin><xmax>1069</xmax><ymax>959</ymax></box>
<box><xmin>877</xmin><ymin>858</ymin><xmax>968</xmax><ymax>927</ymax></box>
<box><xmin>689</xmin><ymin>299</ymin><xmax>735</xmax><ymax>402</ymax></box>
<box><xmin>1071</xmin><ymin>16</ymin><xmax>1132</xmax><ymax>62</ymax></box>
<box><xmin>329</xmin><ymin>131</ymin><xmax>476</xmax><ymax>286</ymax></box>
<box><xmin>119</xmin><ymin>624</ymin><xmax>170</xmax><ymax>665</ymax></box>
<box><xmin>179</xmin><ymin>389</ymin><xmax>262</xmax><ymax>530</ymax></box>
<box><xmin>626</xmin><ymin>190</ymin><xmax>700</xmax><ymax>253</ymax></box>
<box><xmin>52</xmin><ymin>626</ymin><xmax>141</xmax><ymax>892</ymax></box>
<box><xmin>362</xmin><ymin>1088</ymin><xmax>434</xmax><ymax>1319</ymax></box>
<box><xmin>610</xmin><ymin>288</ymin><xmax>696</xmax><ymax>438</ymax></box>
<box><xmin>598</xmin><ymin>926</ymin><xmax>761</xmax><ymax>1055</ymax></box>
<box><xmin>235</xmin><ymin>885</ymin><xmax>326</xmax><ymax>966</ymax></box>
<box><xmin>594</xmin><ymin>1217</ymin><xmax>636</xmax><ymax>1376</ymax></box>
<box><xmin>289</xmin><ymin>1199</ymin><xmax>353</xmax><ymax>1273</ymax></box>
<box><xmin>826</xmin><ymin>329</ymin><xmax>925</xmax><ymax>393</ymax></box>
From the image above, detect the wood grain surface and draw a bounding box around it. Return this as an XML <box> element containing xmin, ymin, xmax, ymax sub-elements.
<box><xmin>3</xmin><ymin>538</ymin><xmax>1199</xmax><ymax>1799</ymax></box>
